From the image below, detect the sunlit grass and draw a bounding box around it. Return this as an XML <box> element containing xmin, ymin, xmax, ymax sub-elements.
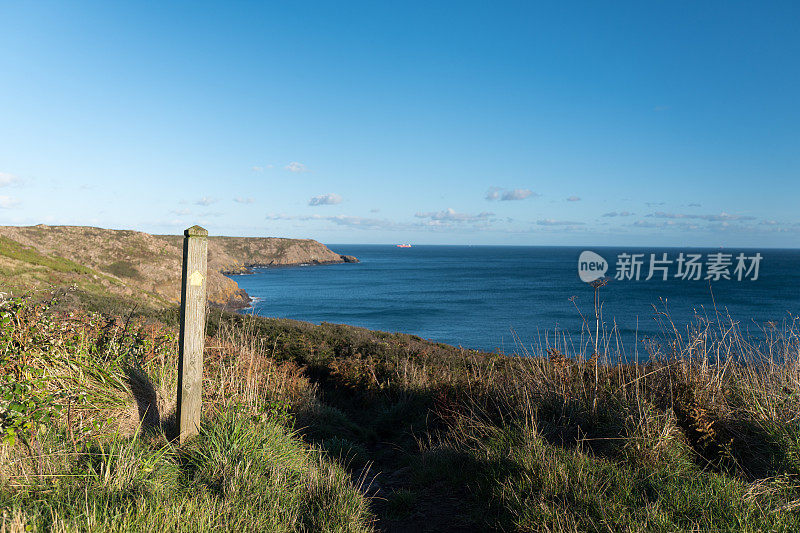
<box><xmin>2</xmin><ymin>290</ymin><xmax>799</xmax><ymax>531</ymax></box>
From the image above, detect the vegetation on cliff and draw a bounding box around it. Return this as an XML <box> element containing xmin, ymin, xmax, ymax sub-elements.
<box><xmin>1</xmin><ymin>288</ymin><xmax>799</xmax><ymax>531</ymax></box>
<box><xmin>0</xmin><ymin>225</ymin><xmax>354</xmax><ymax>310</ymax></box>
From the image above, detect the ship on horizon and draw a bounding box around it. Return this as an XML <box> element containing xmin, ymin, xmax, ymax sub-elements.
<box><xmin>396</xmin><ymin>243</ymin><xmax>412</xmax><ymax>248</ymax></box>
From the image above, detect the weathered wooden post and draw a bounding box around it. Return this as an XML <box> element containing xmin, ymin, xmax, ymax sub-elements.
<box><xmin>177</xmin><ymin>225</ymin><xmax>208</xmax><ymax>443</ymax></box>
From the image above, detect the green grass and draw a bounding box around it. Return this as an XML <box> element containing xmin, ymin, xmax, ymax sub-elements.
<box><xmin>200</xmin><ymin>307</ymin><xmax>800</xmax><ymax>531</ymax></box>
<box><xmin>0</xmin><ymin>296</ymin><xmax>373</xmax><ymax>532</ymax></box>
<box><xmin>385</xmin><ymin>489</ymin><xmax>417</xmax><ymax>519</ymax></box>
<box><xmin>415</xmin><ymin>421</ymin><xmax>800</xmax><ymax>531</ymax></box>
<box><xmin>3</xmin><ymin>292</ymin><xmax>800</xmax><ymax>531</ymax></box>
<box><xmin>0</xmin><ymin>414</ymin><xmax>371</xmax><ymax>532</ymax></box>
<box><xmin>0</xmin><ymin>235</ymin><xmax>95</xmax><ymax>275</ymax></box>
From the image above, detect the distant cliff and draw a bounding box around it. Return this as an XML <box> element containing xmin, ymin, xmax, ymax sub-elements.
<box><xmin>156</xmin><ymin>234</ymin><xmax>352</xmax><ymax>274</ymax></box>
<box><xmin>0</xmin><ymin>225</ymin><xmax>357</xmax><ymax>309</ymax></box>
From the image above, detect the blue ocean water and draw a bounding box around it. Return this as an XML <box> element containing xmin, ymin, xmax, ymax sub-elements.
<box><xmin>230</xmin><ymin>246</ymin><xmax>800</xmax><ymax>358</ymax></box>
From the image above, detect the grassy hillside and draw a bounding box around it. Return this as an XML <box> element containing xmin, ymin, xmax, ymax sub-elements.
<box><xmin>0</xmin><ymin>225</ymin><xmax>353</xmax><ymax>309</ymax></box>
<box><xmin>0</xmin><ymin>295</ymin><xmax>372</xmax><ymax>532</ymax></box>
<box><xmin>2</xmin><ymin>291</ymin><xmax>799</xmax><ymax>531</ymax></box>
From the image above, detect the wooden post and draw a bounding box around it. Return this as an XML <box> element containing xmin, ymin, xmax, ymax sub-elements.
<box><xmin>177</xmin><ymin>225</ymin><xmax>208</xmax><ymax>443</ymax></box>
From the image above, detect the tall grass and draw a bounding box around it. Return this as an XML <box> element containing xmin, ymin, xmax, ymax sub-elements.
<box><xmin>411</xmin><ymin>302</ymin><xmax>800</xmax><ymax>530</ymax></box>
<box><xmin>2</xmin><ymin>289</ymin><xmax>800</xmax><ymax>531</ymax></box>
<box><xmin>207</xmin><ymin>296</ymin><xmax>800</xmax><ymax>530</ymax></box>
<box><xmin>0</xmin><ymin>295</ymin><xmax>373</xmax><ymax>532</ymax></box>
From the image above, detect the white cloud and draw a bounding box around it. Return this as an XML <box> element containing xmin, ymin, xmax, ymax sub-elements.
<box><xmin>0</xmin><ymin>195</ymin><xmax>20</xmax><ymax>209</ymax></box>
<box><xmin>170</xmin><ymin>208</ymin><xmax>191</xmax><ymax>216</ymax></box>
<box><xmin>326</xmin><ymin>215</ymin><xmax>391</xmax><ymax>228</ymax></box>
<box><xmin>566</xmin><ymin>196</ymin><xmax>581</xmax><ymax>202</ymax></box>
<box><xmin>194</xmin><ymin>197</ymin><xmax>216</xmax><ymax>206</ymax></box>
<box><xmin>308</xmin><ymin>193</ymin><xmax>343</xmax><ymax>206</ymax></box>
<box><xmin>285</xmin><ymin>161</ymin><xmax>309</xmax><ymax>173</ymax></box>
<box><xmin>633</xmin><ymin>220</ymin><xmax>664</xmax><ymax>228</ymax></box>
<box><xmin>0</xmin><ymin>172</ymin><xmax>21</xmax><ymax>187</ymax></box>
<box><xmin>486</xmin><ymin>187</ymin><xmax>538</xmax><ymax>201</ymax></box>
<box><xmin>414</xmin><ymin>208</ymin><xmax>494</xmax><ymax>223</ymax></box>
<box><xmin>502</xmin><ymin>189</ymin><xmax>534</xmax><ymax>201</ymax></box>
<box><xmin>536</xmin><ymin>218</ymin><xmax>585</xmax><ymax>226</ymax></box>
<box><xmin>267</xmin><ymin>213</ymin><xmax>398</xmax><ymax>230</ymax></box>
<box><xmin>251</xmin><ymin>166</ymin><xmax>263</xmax><ymax>172</ymax></box>
<box><xmin>647</xmin><ymin>211</ymin><xmax>756</xmax><ymax>222</ymax></box>
<box><xmin>601</xmin><ymin>211</ymin><xmax>634</xmax><ymax>217</ymax></box>
<box><xmin>268</xmin><ymin>209</ymin><xmax>496</xmax><ymax>231</ymax></box>
<box><xmin>632</xmin><ymin>220</ymin><xmax>702</xmax><ymax>230</ymax></box>
<box><xmin>234</xmin><ymin>197</ymin><xmax>255</xmax><ymax>204</ymax></box>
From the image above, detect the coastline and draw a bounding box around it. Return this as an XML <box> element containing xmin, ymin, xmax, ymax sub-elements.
<box><xmin>220</xmin><ymin>254</ymin><xmax>359</xmax><ymax>310</ymax></box>
<box><xmin>220</xmin><ymin>254</ymin><xmax>359</xmax><ymax>276</ymax></box>
<box><xmin>0</xmin><ymin>225</ymin><xmax>360</xmax><ymax>312</ymax></box>
<box><xmin>229</xmin><ymin>244</ymin><xmax>800</xmax><ymax>355</ymax></box>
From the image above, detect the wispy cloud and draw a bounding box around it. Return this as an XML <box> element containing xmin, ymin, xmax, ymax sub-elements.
<box><xmin>646</xmin><ymin>202</ymin><xmax>666</xmax><ymax>207</ymax></box>
<box><xmin>0</xmin><ymin>195</ymin><xmax>20</xmax><ymax>209</ymax></box>
<box><xmin>309</xmin><ymin>193</ymin><xmax>343</xmax><ymax>206</ymax></box>
<box><xmin>646</xmin><ymin>211</ymin><xmax>756</xmax><ymax>222</ymax></box>
<box><xmin>285</xmin><ymin>161</ymin><xmax>309</xmax><ymax>173</ymax></box>
<box><xmin>688</xmin><ymin>203</ymin><xmax>701</xmax><ymax>207</ymax></box>
<box><xmin>0</xmin><ymin>172</ymin><xmax>22</xmax><ymax>187</ymax></box>
<box><xmin>486</xmin><ymin>187</ymin><xmax>538</xmax><ymax>201</ymax></box>
<box><xmin>233</xmin><ymin>197</ymin><xmax>254</xmax><ymax>204</ymax></box>
<box><xmin>601</xmin><ymin>211</ymin><xmax>634</xmax><ymax>217</ymax></box>
<box><xmin>633</xmin><ymin>220</ymin><xmax>666</xmax><ymax>228</ymax></box>
<box><xmin>566</xmin><ymin>196</ymin><xmax>581</xmax><ymax>202</ymax></box>
<box><xmin>170</xmin><ymin>208</ymin><xmax>191</xmax><ymax>216</ymax></box>
<box><xmin>762</xmin><ymin>222</ymin><xmax>800</xmax><ymax>233</ymax></box>
<box><xmin>536</xmin><ymin>218</ymin><xmax>585</xmax><ymax>226</ymax></box>
<box><xmin>268</xmin><ymin>211</ymin><xmax>497</xmax><ymax>232</ymax></box>
<box><xmin>501</xmin><ymin>189</ymin><xmax>535</xmax><ymax>201</ymax></box>
<box><xmin>370</xmin><ymin>208</ymin><xmax>380</xmax><ymax>213</ymax></box>
<box><xmin>267</xmin><ymin>213</ymin><xmax>398</xmax><ymax>230</ymax></box>
<box><xmin>251</xmin><ymin>166</ymin><xmax>263</xmax><ymax>172</ymax></box>
<box><xmin>632</xmin><ymin>220</ymin><xmax>705</xmax><ymax>231</ymax></box>
<box><xmin>415</xmin><ymin>208</ymin><xmax>494</xmax><ymax>224</ymax></box>
<box><xmin>194</xmin><ymin>197</ymin><xmax>216</xmax><ymax>206</ymax></box>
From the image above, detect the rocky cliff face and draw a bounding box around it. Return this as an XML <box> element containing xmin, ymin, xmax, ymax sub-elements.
<box><xmin>0</xmin><ymin>225</ymin><xmax>356</xmax><ymax>309</ymax></box>
<box><xmin>155</xmin><ymin>235</ymin><xmax>353</xmax><ymax>275</ymax></box>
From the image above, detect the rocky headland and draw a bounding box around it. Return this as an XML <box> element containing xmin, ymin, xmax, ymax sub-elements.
<box><xmin>0</xmin><ymin>225</ymin><xmax>357</xmax><ymax>309</ymax></box>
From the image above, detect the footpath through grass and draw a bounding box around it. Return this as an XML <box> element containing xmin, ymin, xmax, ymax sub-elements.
<box><xmin>2</xmin><ymin>290</ymin><xmax>800</xmax><ymax>531</ymax></box>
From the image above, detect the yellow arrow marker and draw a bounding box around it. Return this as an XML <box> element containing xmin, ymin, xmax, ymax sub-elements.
<box><xmin>189</xmin><ymin>271</ymin><xmax>205</xmax><ymax>287</ymax></box>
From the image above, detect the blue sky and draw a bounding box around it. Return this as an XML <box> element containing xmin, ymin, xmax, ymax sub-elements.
<box><xmin>1</xmin><ymin>1</ymin><xmax>798</xmax><ymax>246</ymax></box>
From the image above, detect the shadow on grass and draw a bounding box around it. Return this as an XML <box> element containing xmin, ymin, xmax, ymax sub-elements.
<box><xmin>293</xmin><ymin>365</ymin><xmax>529</xmax><ymax>532</ymax></box>
<box><xmin>123</xmin><ymin>364</ymin><xmax>177</xmax><ymax>440</ymax></box>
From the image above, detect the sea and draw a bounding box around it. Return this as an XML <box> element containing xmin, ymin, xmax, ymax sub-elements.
<box><xmin>230</xmin><ymin>246</ymin><xmax>800</xmax><ymax>360</ymax></box>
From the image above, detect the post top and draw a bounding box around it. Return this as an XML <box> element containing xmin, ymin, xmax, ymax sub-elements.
<box><xmin>184</xmin><ymin>225</ymin><xmax>208</xmax><ymax>237</ymax></box>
